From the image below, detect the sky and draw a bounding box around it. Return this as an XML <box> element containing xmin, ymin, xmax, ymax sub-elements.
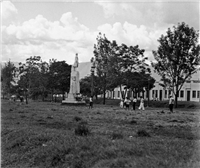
<box><xmin>1</xmin><ymin>0</ymin><xmax>199</xmax><ymax>65</ymax></box>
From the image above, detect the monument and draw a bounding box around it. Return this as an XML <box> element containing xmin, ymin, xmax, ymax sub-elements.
<box><xmin>62</xmin><ymin>53</ymin><xmax>86</xmax><ymax>105</ymax></box>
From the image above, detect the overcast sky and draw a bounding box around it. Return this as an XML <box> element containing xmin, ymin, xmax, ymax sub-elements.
<box><xmin>1</xmin><ymin>0</ymin><xmax>199</xmax><ymax>64</ymax></box>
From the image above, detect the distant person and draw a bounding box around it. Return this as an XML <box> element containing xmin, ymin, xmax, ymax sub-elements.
<box><xmin>19</xmin><ymin>96</ymin><xmax>24</xmax><ymax>105</ymax></box>
<box><xmin>169</xmin><ymin>95</ymin><xmax>174</xmax><ymax>113</ymax></box>
<box><xmin>89</xmin><ymin>96</ymin><xmax>93</xmax><ymax>109</ymax></box>
<box><xmin>124</xmin><ymin>97</ymin><xmax>131</xmax><ymax>110</ymax></box>
<box><xmin>123</xmin><ymin>99</ymin><xmax>126</xmax><ymax>108</ymax></box>
<box><xmin>132</xmin><ymin>96</ymin><xmax>137</xmax><ymax>111</ymax></box>
<box><xmin>120</xmin><ymin>99</ymin><xmax>124</xmax><ymax>108</ymax></box>
<box><xmin>138</xmin><ymin>96</ymin><xmax>145</xmax><ymax>110</ymax></box>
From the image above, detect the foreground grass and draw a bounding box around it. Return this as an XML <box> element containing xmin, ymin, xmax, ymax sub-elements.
<box><xmin>1</xmin><ymin>99</ymin><xmax>200</xmax><ymax>168</ymax></box>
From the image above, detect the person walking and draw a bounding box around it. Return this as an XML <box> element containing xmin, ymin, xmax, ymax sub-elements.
<box><xmin>120</xmin><ymin>99</ymin><xmax>124</xmax><ymax>108</ymax></box>
<box><xmin>138</xmin><ymin>96</ymin><xmax>145</xmax><ymax>110</ymax></box>
<box><xmin>132</xmin><ymin>96</ymin><xmax>137</xmax><ymax>111</ymax></box>
<box><xmin>124</xmin><ymin>97</ymin><xmax>131</xmax><ymax>110</ymax></box>
<box><xmin>169</xmin><ymin>95</ymin><xmax>174</xmax><ymax>113</ymax></box>
<box><xmin>89</xmin><ymin>96</ymin><xmax>93</xmax><ymax>109</ymax></box>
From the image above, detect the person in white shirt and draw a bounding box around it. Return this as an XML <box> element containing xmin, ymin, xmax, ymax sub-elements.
<box><xmin>89</xmin><ymin>96</ymin><xmax>93</xmax><ymax>109</ymax></box>
<box><xmin>120</xmin><ymin>99</ymin><xmax>124</xmax><ymax>108</ymax></box>
<box><xmin>138</xmin><ymin>96</ymin><xmax>145</xmax><ymax>110</ymax></box>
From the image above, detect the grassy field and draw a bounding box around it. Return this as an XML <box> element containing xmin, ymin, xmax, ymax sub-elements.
<box><xmin>1</xmin><ymin>99</ymin><xmax>200</xmax><ymax>168</ymax></box>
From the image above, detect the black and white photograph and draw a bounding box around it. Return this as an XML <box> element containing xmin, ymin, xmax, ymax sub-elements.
<box><xmin>1</xmin><ymin>0</ymin><xmax>200</xmax><ymax>167</ymax></box>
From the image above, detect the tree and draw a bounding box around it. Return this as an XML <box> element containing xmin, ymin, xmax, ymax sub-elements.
<box><xmin>94</xmin><ymin>33</ymin><xmax>111</xmax><ymax>104</ymax></box>
<box><xmin>1</xmin><ymin>60</ymin><xmax>16</xmax><ymax>98</ymax></box>
<box><xmin>17</xmin><ymin>56</ymin><xmax>50</xmax><ymax>103</ymax></box>
<box><xmin>123</xmin><ymin>70</ymin><xmax>155</xmax><ymax>98</ymax></box>
<box><xmin>80</xmin><ymin>75</ymin><xmax>103</xmax><ymax>99</ymax></box>
<box><xmin>152</xmin><ymin>22</ymin><xmax>200</xmax><ymax>107</ymax></box>
<box><xmin>94</xmin><ymin>33</ymin><xmax>149</xmax><ymax>103</ymax></box>
<box><xmin>47</xmin><ymin>59</ymin><xmax>71</xmax><ymax>101</ymax></box>
<box><xmin>109</xmin><ymin>43</ymin><xmax>149</xmax><ymax>99</ymax></box>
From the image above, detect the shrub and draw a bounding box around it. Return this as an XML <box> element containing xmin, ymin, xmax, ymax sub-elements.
<box><xmin>75</xmin><ymin>121</ymin><xmax>89</xmax><ymax>136</ymax></box>
<box><xmin>137</xmin><ymin>129</ymin><xmax>150</xmax><ymax>137</ymax></box>
<box><xmin>74</xmin><ymin>116</ymin><xmax>82</xmax><ymax>122</ymax></box>
<box><xmin>130</xmin><ymin>120</ymin><xmax>137</xmax><ymax>124</ymax></box>
<box><xmin>111</xmin><ymin>131</ymin><xmax>124</xmax><ymax>140</ymax></box>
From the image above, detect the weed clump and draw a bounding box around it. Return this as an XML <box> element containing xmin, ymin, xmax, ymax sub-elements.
<box><xmin>74</xmin><ymin>116</ymin><xmax>82</xmax><ymax>122</ymax></box>
<box><xmin>130</xmin><ymin>119</ymin><xmax>137</xmax><ymax>124</ymax></box>
<box><xmin>137</xmin><ymin>129</ymin><xmax>150</xmax><ymax>137</ymax></box>
<box><xmin>111</xmin><ymin>131</ymin><xmax>124</xmax><ymax>140</ymax></box>
<box><xmin>75</xmin><ymin>121</ymin><xmax>90</xmax><ymax>136</ymax></box>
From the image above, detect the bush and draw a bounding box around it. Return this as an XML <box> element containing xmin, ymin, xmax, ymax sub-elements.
<box><xmin>111</xmin><ymin>131</ymin><xmax>124</xmax><ymax>140</ymax></box>
<box><xmin>75</xmin><ymin>121</ymin><xmax>90</xmax><ymax>136</ymax></box>
<box><xmin>74</xmin><ymin>116</ymin><xmax>82</xmax><ymax>122</ymax></box>
<box><xmin>130</xmin><ymin>120</ymin><xmax>137</xmax><ymax>124</ymax></box>
<box><xmin>137</xmin><ymin>129</ymin><xmax>150</xmax><ymax>137</ymax></box>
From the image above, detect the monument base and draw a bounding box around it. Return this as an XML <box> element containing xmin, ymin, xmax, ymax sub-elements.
<box><xmin>61</xmin><ymin>93</ymin><xmax>86</xmax><ymax>105</ymax></box>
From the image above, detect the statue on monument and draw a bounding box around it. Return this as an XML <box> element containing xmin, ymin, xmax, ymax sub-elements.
<box><xmin>69</xmin><ymin>53</ymin><xmax>80</xmax><ymax>95</ymax></box>
<box><xmin>62</xmin><ymin>53</ymin><xmax>85</xmax><ymax>105</ymax></box>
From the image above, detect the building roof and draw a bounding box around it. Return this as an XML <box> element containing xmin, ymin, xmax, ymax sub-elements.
<box><xmin>77</xmin><ymin>62</ymin><xmax>200</xmax><ymax>82</ymax></box>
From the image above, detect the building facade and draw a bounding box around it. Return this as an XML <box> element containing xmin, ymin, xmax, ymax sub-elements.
<box><xmin>105</xmin><ymin>70</ymin><xmax>200</xmax><ymax>102</ymax></box>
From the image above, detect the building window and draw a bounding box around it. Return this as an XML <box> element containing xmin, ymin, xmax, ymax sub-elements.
<box><xmin>180</xmin><ymin>90</ymin><xmax>184</xmax><ymax>98</ymax></box>
<box><xmin>192</xmin><ymin>90</ymin><xmax>196</xmax><ymax>98</ymax></box>
<box><xmin>193</xmin><ymin>80</ymin><xmax>200</xmax><ymax>83</ymax></box>
<box><xmin>168</xmin><ymin>90</ymin><xmax>171</xmax><ymax>97</ymax></box>
<box><xmin>197</xmin><ymin>91</ymin><xmax>200</xmax><ymax>98</ymax></box>
<box><xmin>155</xmin><ymin>90</ymin><xmax>158</xmax><ymax>98</ymax></box>
<box><xmin>118</xmin><ymin>91</ymin><xmax>120</xmax><ymax>98</ymax></box>
<box><xmin>152</xmin><ymin>90</ymin><xmax>154</xmax><ymax>98</ymax></box>
<box><xmin>165</xmin><ymin>90</ymin><xmax>167</xmax><ymax>98</ymax></box>
<box><xmin>177</xmin><ymin>91</ymin><xmax>179</xmax><ymax>98</ymax></box>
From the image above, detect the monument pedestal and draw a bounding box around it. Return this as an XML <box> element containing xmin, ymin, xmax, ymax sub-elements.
<box><xmin>61</xmin><ymin>93</ymin><xmax>86</xmax><ymax>105</ymax></box>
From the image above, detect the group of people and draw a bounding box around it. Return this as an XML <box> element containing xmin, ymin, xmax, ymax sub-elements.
<box><xmin>120</xmin><ymin>96</ymin><xmax>145</xmax><ymax>111</ymax></box>
<box><xmin>120</xmin><ymin>95</ymin><xmax>175</xmax><ymax>112</ymax></box>
<box><xmin>89</xmin><ymin>95</ymin><xmax>175</xmax><ymax>113</ymax></box>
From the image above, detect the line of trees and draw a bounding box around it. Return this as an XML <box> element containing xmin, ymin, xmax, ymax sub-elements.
<box><xmin>80</xmin><ymin>33</ymin><xmax>155</xmax><ymax>104</ymax></box>
<box><xmin>1</xmin><ymin>56</ymin><xmax>71</xmax><ymax>104</ymax></box>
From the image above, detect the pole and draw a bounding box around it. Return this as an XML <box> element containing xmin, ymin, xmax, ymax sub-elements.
<box><xmin>91</xmin><ymin>70</ymin><xmax>94</xmax><ymax>97</ymax></box>
<box><xmin>147</xmin><ymin>78</ymin><xmax>150</xmax><ymax>107</ymax></box>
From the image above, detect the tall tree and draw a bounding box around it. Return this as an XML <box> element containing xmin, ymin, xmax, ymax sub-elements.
<box><xmin>17</xmin><ymin>56</ymin><xmax>43</xmax><ymax>104</ymax></box>
<box><xmin>94</xmin><ymin>33</ymin><xmax>149</xmax><ymax>103</ymax></box>
<box><xmin>94</xmin><ymin>33</ymin><xmax>111</xmax><ymax>104</ymax></box>
<box><xmin>47</xmin><ymin>59</ymin><xmax>71</xmax><ymax>101</ymax></box>
<box><xmin>152</xmin><ymin>22</ymin><xmax>200</xmax><ymax>107</ymax></box>
<box><xmin>80</xmin><ymin>75</ymin><xmax>103</xmax><ymax>99</ymax></box>
<box><xmin>1</xmin><ymin>60</ymin><xmax>16</xmax><ymax>98</ymax></box>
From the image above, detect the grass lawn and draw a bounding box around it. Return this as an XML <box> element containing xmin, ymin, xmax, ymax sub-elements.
<box><xmin>1</xmin><ymin>99</ymin><xmax>200</xmax><ymax>168</ymax></box>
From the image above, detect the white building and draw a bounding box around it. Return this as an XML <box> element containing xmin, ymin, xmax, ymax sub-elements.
<box><xmin>105</xmin><ymin>70</ymin><xmax>200</xmax><ymax>102</ymax></box>
<box><xmin>78</xmin><ymin>62</ymin><xmax>200</xmax><ymax>102</ymax></box>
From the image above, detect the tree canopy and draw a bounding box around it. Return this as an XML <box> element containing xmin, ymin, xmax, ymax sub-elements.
<box><xmin>93</xmin><ymin>33</ymin><xmax>153</xmax><ymax>103</ymax></box>
<box><xmin>1</xmin><ymin>60</ymin><xmax>17</xmax><ymax>98</ymax></box>
<box><xmin>152</xmin><ymin>22</ymin><xmax>200</xmax><ymax>107</ymax></box>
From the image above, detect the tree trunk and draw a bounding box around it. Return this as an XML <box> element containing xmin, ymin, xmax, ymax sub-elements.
<box><xmin>175</xmin><ymin>86</ymin><xmax>179</xmax><ymax>108</ymax></box>
<box><xmin>95</xmin><ymin>94</ymin><xmax>98</xmax><ymax>100</ymax></box>
<box><xmin>25</xmin><ymin>93</ymin><xmax>28</xmax><ymax>104</ymax></box>
<box><xmin>42</xmin><ymin>88</ymin><xmax>45</xmax><ymax>102</ymax></box>
<box><xmin>124</xmin><ymin>88</ymin><xmax>127</xmax><ymax>98</ymax></box>
<box><xmin>103</xmin><ymin>73</ymin><xmax>106</xmax><ymax>105</ymax></box>
<box><xmin>51</xmin><ymin>90</ymin><xmax>53</xmax><ymax>102</ymax></box>
<box><xmin>103</xmin><ymin>90</ymin><xmax>106</xmax><ymax>105</ymax></box>
<box><xmin>120</xmin><ymin>85</ymin><xmax>124</xmax><ymax>99</ymax></box>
